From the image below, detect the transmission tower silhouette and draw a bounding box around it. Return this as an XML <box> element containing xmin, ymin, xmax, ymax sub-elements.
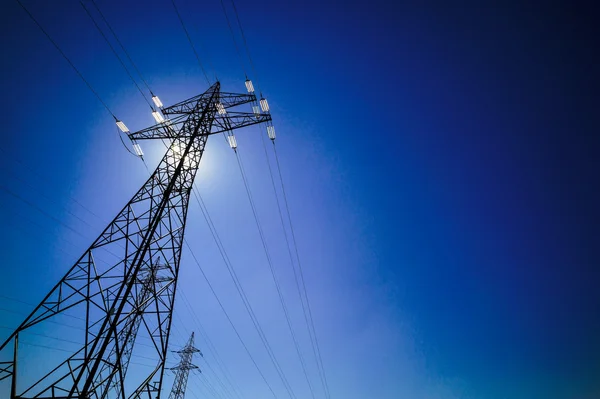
<box><xmin>0</xmin><ymin>81</ymin><xmax>271</xmax><ymax>398</ymax></box>
<box><xmin>168</xmin><ymin>333</ymin><xmax>200</xmax><ymax>399</ymax></box>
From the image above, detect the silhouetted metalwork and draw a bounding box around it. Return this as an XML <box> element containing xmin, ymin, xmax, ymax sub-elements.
<box><xmin>167</xmin><ymin>333</ymin><xmax>200</xmax><ymax>399</ymax></box>
<box><xmin>0</xmin><ymin>81</ymin><xmax>270</xmax><ymax>398</ymax></box>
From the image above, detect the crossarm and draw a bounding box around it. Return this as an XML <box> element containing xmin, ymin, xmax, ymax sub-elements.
<box><xmin>164</xmin><ymin>92</ymin><xmax>257</xmax><ymax>115</ymax></box>
<box><xmin>127</xmin><ymin>114</ymin><xmax>188</xmax><ymax>141</ymax></box>
<box><xmin>211</xmin><ymin>112</ymin><xmax>272</xmax><ymax>135</ymax></box>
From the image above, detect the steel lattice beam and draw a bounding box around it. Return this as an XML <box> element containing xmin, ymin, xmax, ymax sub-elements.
<box><xmin>0</xmin><ymin>81</ymin><xmax>271</xmax><ymax>399</ymax></box>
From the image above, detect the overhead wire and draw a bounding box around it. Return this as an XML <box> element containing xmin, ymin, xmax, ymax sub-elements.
<box><xmin>178</xmin><ymin>290</ymin><xmax>244</xmax><ymax>399</ymax></box>
<box><xmin>78</xmin><ymin>0</ymin><xmax>156</xmax><ymax>166</ymax></box>
<box><xmin>218</xmin><ymin>0</ymin><xmax>247</xmax><ymax>78</ymax></box>
<box><xmin>89</xmin><ymin>0</ymin><xmax>154</xmax><ymax>96</ymax></box>
<box><xmin>213</xmin><ymin>6</ymin><xmax>323</xmax><ymax>396</ymax></box>
<box><xmin>182</xmin><ymin>239</ymin><xmax>280</xmax><ymax>399</ymax></box>
<box><xmin>222</xmin><ymin>1</ymin><xmax>333</xmax><ymax>393</ymax></box>
<box><xmin>257</xmin><ymin>133</ymin><xmax>319</xmax><ymax>399</ymax></box>
<box><xmin>170</xmin><ymin>0</ymin><xmax>211</xmax><ymax>85</ymax></box>
<box><xmin>190</xmin><ymin>186</ymin><xmax>297</xmax><ymax>399</ymax></box>
<box><xmin>0</xmin><ymin>146</ymin><xmax>106</xmax><ymax>224</ymax></box>
<box><xmin>272</xmin><ymin>143</ymin><xmax>332</xmax><ymax>399</ymax></box>
<box><xmin>228</xmin><ymin>0</ymin><xmax>261</xmax><ymax>94</ymax></box>
<box><xmin>15</xmin><ymin>0</ymin><xmax>116</xmax><ymax>119</ymax></box>
<box><xmin>232</xmin><ymin>149</ymin><xmax>314</xmax><ymax>399</ymax></box>
<box><xmin>79</xmin><ymin>0</ymin><xmax>153</xmax><ymax>110</ymax></box>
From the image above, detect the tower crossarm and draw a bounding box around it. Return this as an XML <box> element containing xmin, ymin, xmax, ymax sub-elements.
<box><xmin>211</xmin><ymin>111</ymin><xmax>272</xmax><ymax>135</ymax></box>
<box><xmin>128</xmin><ymin>99</ymin><xmax>271</xmax><ymax>142</ymax></box>
<box><xmin>163</xmin><ymin>91</ymin><xmax>257</xmax><ymax>116</ymax></box>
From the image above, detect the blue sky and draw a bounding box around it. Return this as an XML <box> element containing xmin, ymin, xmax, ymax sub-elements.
<box><xmin>0</xmin><ymin>1</ymin><xmax>599</xmax><ymax>398</ymax></box>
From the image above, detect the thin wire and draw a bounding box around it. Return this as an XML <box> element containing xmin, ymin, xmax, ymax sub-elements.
<box><xmin>232</xmin><ymin>151</ymin><xmax>306</xmax><ymax>399</ymax></box>
<box><xmin>15</xmin><ymin>0</ymin><xmax>115</xmax><ymax>119</ymax></box>
<box><xmin>170</xmin><ymin>0</ymin><xmax>211</xmax><ymax>85</ymax></box>
<box><xmin>79</xmin><ymin>0</ymin><xmax>153</xmax><ymax>109</ymax></box>
<box><xmin>89</xmin><ymin>0</ymin><xmax>153</xmax><ymax>94</ymax></box>
<box><xmin>257</xmin><ymin>133</ymin><xmax>318</xmax><ymax>399</ymax></box>
<box><xmin>179</xmin><ymin>290</ymin><xmax>244</xmax><ymax>399</ymax></box>
<box><xmin>1</xmin><ymin>184</ymin><xmax>95</xmax><ymax>242</ymax></box>
<box><xmin>218</xmin><ymin>0</ymin><xmax>247</xmax><ymax>77</ymax></box>
<box><xmin>0</xmin><ymin>146</ymin><xmax>105</xmax><ymax>223</ymax></box>
<box><xmin>229</xmin><ymin>0</ymin><xmax>261</xmax><ymax>94</ymax></box>
<box><xmin>183</xmin><ymin>239</ymin><xmax>280</xmax><ymax>399</ymax></box>
<box><xmin>190</xmin><ymin>186</ymin><xmax>296</xmax><ymax>399</ymax></box>
<box><xmin>0</xmin><ymin>184</ymin><xmax>123</xmax><ymax>261</ymax></box>
<box><xmin>273</xmin><ymin>143</ymin><xmax>332</xmax><ymax>399</ymax></box>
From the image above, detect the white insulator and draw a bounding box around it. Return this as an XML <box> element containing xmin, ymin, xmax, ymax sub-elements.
<box><xmin>217</xmin><ymin>103</ymin><xmax>227</xmax><ymax>115</ymax></box>
<box><xmin>227</xmin><ymin>135</ymin><xmax>238</xmax><ymax>150</ymax></box>
<box><xmin>152</xmin><ymin>95</ymin><xmax>163</xmax><ymax>108</ymax></box>
<box><xmin>245</xmin><ymin>79</ymin><xmax>254</xmax><ymax>93</ymax></box>
<box><xmin>152</xmin><ymin>111</ymin><xmax>165</xmax><ymax>123</ymax></box>
<box><xmin>133</xmin><ymin>142</ymin><xmax>144</xmax><ymax>157</ymax></box>
<box><xmin>116</xmin><ymin>120</ymin><xmax>129</xmax><ymax>133</ymax></box>
<box><xmin>252</xmin><ymin>105</ymin><xmax>260</xmax><ymax>116</ymax></box>
<box><xmin>260</xmin><ymin>98</ymin><xmax>269</xmax><ymax>112</ymax></box>
<box><xmin>267</xmin><ymin>125</ymin><xmax>276</xmax><ymax>140</ymax></box>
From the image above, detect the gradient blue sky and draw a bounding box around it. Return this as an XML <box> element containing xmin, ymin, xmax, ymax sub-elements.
<box><xmin>0</xmin><ymin>1</ymin><xmax>599</xmax><ymax>398</ymax></box>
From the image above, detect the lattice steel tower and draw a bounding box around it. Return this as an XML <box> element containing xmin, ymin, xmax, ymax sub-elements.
<box><xmin>0</xmin><ymin>81</ymin><xmax>271</xmax><ymax>398</ymax></box>
<box><xmin>168</xmin><ymin>333</ymin><xmax>200</xmax><ymax>399</ymax></box>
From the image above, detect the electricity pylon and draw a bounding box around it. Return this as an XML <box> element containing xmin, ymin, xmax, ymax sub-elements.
<box><xmin>168</xmin><ymin>333</ymin><xmax>200</xmax><ymax>399</ymax></box>
<box><xmin>0</xmin><ymin>81</ymin><xmax>270</xmax><ymax>398</ymax></box>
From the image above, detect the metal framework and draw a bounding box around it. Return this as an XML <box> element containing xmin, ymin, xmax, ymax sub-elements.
<box><xmin>167</xmin><ymin>333</ymin><xmax>200</xmax><ymax>399</ymax></box>
<box><xmin>0</xmin><ymin>82</ymin><xmax>270</xmax><ymax>398</ymax></box>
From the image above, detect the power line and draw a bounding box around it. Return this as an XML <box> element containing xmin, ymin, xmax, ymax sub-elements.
<box><xmin>228</xmin><ymin>0</ymin><xmax>261</xmax><ymax>94</ymax></box>
<box><xmin>218</xmin><ymin>0</ymin><xmax>247</xmax><ymax>78</ymax></box>
<box><xmin>89</xmin><ymin>0</ymin><xmax>153</xmax><ymax>95</ymax></box>
<box><xmin>178</xmin><ymin>290</ymin><xmax>245</xmax><ymax>399</ymax></box>
<box><xmin>170</xmin><ymin>0</ymin><xmax>211</xmax><ymax>85</ymax></box>
<box><xmin>0</xmin><ymin>146</ymin><xmax>106</xmax><ymax>224</ymax></box>
<box><xmin>257</xmin><ymin>133</ymin><xmax>320</xmax><ymax>399</ymax></box>
<box><xmin>183</xmin><ymin>239</ymin><xmax>280</xmax><ymax>399</ymax></box>
<box><xmin>190</xmin><ymin>186</ymin><xmax>297</xmax><ymax>399</ymax></box>
<box><xmin>232</xmin><ymin>150</ymin><xmax>310</xmax><ymax>399</ymax></box>
<box><xmin>15</xmin><ymin>0</ymin><xmax>116</xmax><ymax>119</ymax></box>
<box><xmin>79</xmin><ymin>0</ymin><xmax>153</xmax><ymax>110</ymax></box>
<box><xmin>0</xmin><ymin>184</ymin><xmax>123</xmax><ymax>262</ymax></box>
<box><xmin>272</xmin><ymin>143</ymin><xmax>332</xmax><ymax>399</ymax></box>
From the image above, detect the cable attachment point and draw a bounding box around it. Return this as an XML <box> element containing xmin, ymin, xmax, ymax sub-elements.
<box><xmin>245</xmin><ymin>79</ymin><xmax>255</xmax><ymax>93</ymax></box>
<box><xmin>227</xmin><ymin>133</ymin><xmax>238</xmax><ymax>151</ymax></box>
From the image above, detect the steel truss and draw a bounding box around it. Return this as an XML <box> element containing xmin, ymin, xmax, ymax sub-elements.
<box><xmin>0</xmin><ymin>82</ymin><xmax>270</xmax><ymax>399</ymax></box>
<box><xmin>167</xmin><ymin>333</ymin><xmax>200</xmax><ymax>399</ymax></box>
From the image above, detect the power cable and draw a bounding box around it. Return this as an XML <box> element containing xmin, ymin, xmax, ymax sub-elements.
<box><xmin>190</xmin><ymin>186</ymin><xmax>296</xmax><ymax>399</ymax></box>
<box><xmin>15</xmin><ymin>0</ymin><xmax>116</xmax><ymax>119</ymax></box>
<box><xmin>0</xmin><ymin>184</ymin><xmax>123</xmax><ymax>261</ymax></box>
<box><xmin>257</xmin><ymin>133</ymin><xmax>319</xmax><ymax>399</ymax></box>
<box><xmin>272</xmin><ymin>143</ymin><xmax>332</xmax><ymax>398</ymax></box>
<box><xmin>89</xmin><ymin>0</ymin><xmax>153</xmax><ymax>95</ymax></box>
<box><xmin>183</xmin><ymin>239</ymin><xmax>280</xmax><ymax>399</ymax></box>
<box><xmin>170</xmin><ymin>0</ymin><xmax>211</xmax><ymax>85</ymax></box>
<box><xmin>218</xmin><ymin>0</ymin><xmax>247</xmax><ymax>78</ymax></box>
<box><xmin>232</xmin><ymin>150</ymin><xmax>310</xmax><ymax>399</ymax></box>
<box><xmin>79</xmin><ymin>0</ymin><xmax>153</xmax><ymax>110</ymax></box>
<box><xmin>228</xmin><ymin>0</ymin><xmax>261</xmax><ymax>94</ymax></box>
<box><xmin>0</xmin><ymin>146</ymin><xmax>106</xmax><ymax>224</ymax></box>
<box><xmin>178</xmin><ymin>290</ymin><xmax>244</xmax><ymax>399</ymax></box>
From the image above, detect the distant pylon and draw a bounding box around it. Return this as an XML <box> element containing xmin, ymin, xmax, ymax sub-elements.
<box><xmin>0</xmin><ymin>81</ymin><xmax>271</xmax><ymax>398</ymax></box>
<box><xmin>168</xmin><ymin>333</ymin><xmax>201</xmax><ymax>399</ymax></box>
